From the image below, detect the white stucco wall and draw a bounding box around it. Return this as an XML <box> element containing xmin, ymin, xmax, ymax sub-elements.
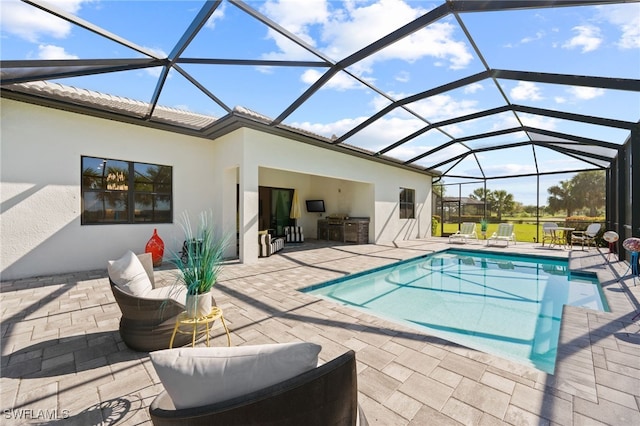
<box><xmin>1</xmin><ymin>99</ymin><xmax>433</xmax><ymax>280</ymax></box>
<box><xmin>1</xmin><ymin>99</ymin><xmax>218</xmax><ymax>280</ymax></box>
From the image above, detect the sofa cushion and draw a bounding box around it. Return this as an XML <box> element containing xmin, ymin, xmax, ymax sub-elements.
<box><xmin>149</xmin><ymin>342</ymin><xmax>322</xmax><ymax>409</ymax></box>
<box><xmin>107</xmin><ymin>250</ymin><xmax>153</xmax><ymax>297</ymax></box>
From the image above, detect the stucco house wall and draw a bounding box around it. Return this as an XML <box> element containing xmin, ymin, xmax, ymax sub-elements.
<box><xmin>1</xmin><ymin>98</ymin><xmax>219</xmax><ymax>280</ymax></box>
<box><xmin>1</xmin><ymin>98</ymin><xmax>433</xmax><ymax>280</ymax></box>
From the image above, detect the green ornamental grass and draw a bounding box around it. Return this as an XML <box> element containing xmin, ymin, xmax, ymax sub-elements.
<box><xmin>173</xmin><ymin>211</ymin><xmax>228</xmax><ymax>295</ymax></box>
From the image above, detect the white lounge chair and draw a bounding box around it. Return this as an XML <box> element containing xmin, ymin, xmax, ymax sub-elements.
<box><xmin>449</xmin><ymin>222</ymin><xmax>478</xmax><ymax>244</ymax></box>
<box><xmin>571</xmin><ymin>223</ymin><xmax>601</xmax><ymax>250</ymax></box>
<box><xmin>487</xmin><ymin>223</ymin><xmax>516</xmax><ymax>247</ymax></box>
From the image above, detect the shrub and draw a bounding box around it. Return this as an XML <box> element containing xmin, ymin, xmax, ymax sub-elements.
<box><xmin>565</xmin><ymin>216</ymin><xmax>606</xmax><ymax>247</ymax></box>
<box><xmin>432</xmin><ymin>216</ymin><xmax>440</xmax><ymax>236</ymax></box>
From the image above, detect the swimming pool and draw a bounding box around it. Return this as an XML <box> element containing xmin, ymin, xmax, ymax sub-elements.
<box><xmin>302</xmin><ymin>249</ymin><xmax>609</xmax><ymax>374</ymax></box>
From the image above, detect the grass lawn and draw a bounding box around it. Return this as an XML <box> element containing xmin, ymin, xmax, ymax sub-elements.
<box><xmin>441</xmin><ymin>223</ymin><xmax>544</xmax><ymax>243</ymax></box>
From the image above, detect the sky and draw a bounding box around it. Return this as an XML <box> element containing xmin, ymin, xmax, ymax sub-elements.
<box><xmin>2</xmin><ymin>0</ymin><xmax>639</xmax><ymax>206</ymax></box>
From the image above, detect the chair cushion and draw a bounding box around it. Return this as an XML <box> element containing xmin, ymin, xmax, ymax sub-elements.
<box><xmin>136</xmin><ymin>252</ymin><xmax>156</xmax><ymax>287</ymax></box>
<box><xmin>146</xmin><ymin>285</ymin><xmax>187</xmax><ymax>307</ymax></box>
<box><xmin>149</xmin><ymin>342</ymin><xmax>322</xmax><ymax>410</ymax></box>
<box><xmin>107</xmin><ymin>250</ymin><xmax>153</xmax><ymax>297</ymax></box>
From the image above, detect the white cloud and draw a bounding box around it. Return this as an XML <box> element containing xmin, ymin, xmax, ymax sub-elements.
<box><xmin>519</xmin><ymin>114</ymin><xmax>558</xmax><ymax>130</ymax></box>
<box><xmin>262</xmin><ymin>31</ymin><xmax>319</xmax><ymax>61</ymax></box>
<box><xmin>413</xmin><ymin>143</ymin><xmax>469</xmax><ymax>168</ymax></box>
<box><xmin>385</xmin><ymin>143</ymin><xmax>433</xmax><ymax>161</ymax></box>
<box><xmin>510</xmin><ymin>82</ymin><xmax>543</xmax><ymax>101</ymax></box>
<box><xmin>141</xmin><ymin>47</ymin><xmax>168</xmax><ymax>77</ymax></box>
<box><xmin>38</xmin><ymin>44</ymin><xmax>78</xmax><ymax>59</ymax></box>
<box><xmin>597</xmin><ymin>4</ymin><xmax>640</xmax><ymax>49</ymax></box>
<box><xmin>405</xmin><ymin>94</ymin><xmax>478</xmax><ymax>122</ymax></box>
<box><xmin>367</xmin><ymin>90</ymin><xmax>481</xmax><ymax>135</ymax></box>
<box><xmin>0</xmin><ymin>0</ymin><xmax>92</xmax><ymax>42</ymax></box>
<box><xmin>562</xmin><ymin>25</ymin><xmax>602</xmax><ymax>53</ymax></box>
<box><xmin>370</xmin><ymin>93</ymin><xmax>397</xmax><ymax>113</ymax></box>
<box><xmin>521</xmin><ymin>31</ymin><xmax>545</xmax><ymax>44</ymax></box>
<box><xmin>567</xmin><ymin>86</ymin><xmax>604</xmax><ymax>100</ymax></box>
<box><xmin>554</xmin><ymin>96</ymin><xmax>566</xmax><ymax>104</ymax></box>
<box><xmin>395</xmin><ymin>71</ymin><xmax>410</xmax><ymax>83</ymax></box>
<box><xmin>290</xmin><ymin>113</ymin><xmax>430</xmax><ymax>155</ymax></box>
<box><xmin>262</xmin><ymin>0</ymin><xmax>329</xmax><ymax>40</ymax></box>
<box><xmin>260</xmin><ymin>0</ymin><xmax>329</xmax><ymax>58</ymax></box>
<box><xmin>492</xmin><ymin>113</ymin><xmax>557</xmax><ymax>132</ymax></box>
<box><xmin>300</xmin><ymin>69</ymin><xmax>361</xmax><ymax>90</ymax></box>
<box><xmin>359</xmin><ymin>20</ymin><xmax>473</xmax><ymax>71</ymax></box>
<box><xmin>260</xmin><ymin>0</ymin><xmax>473</xmax><ymax>80</ymax></box>
<box><xmin>355</xmin><ymin>116</ymin><xmax>426</xmax><ymax>151</ymax></box>
<box><xmin>145</xmin><ymin>46</ymin><xmax>167</xmax><ymax>58</ymax></box>
<box><xmin>290</xmin><ymin>115</ymin><xmax>366</xmax><ymax>140</ymax></box>
<box><xmin>463</xmin><ymin>83</ymin><xmax>484</xmax><ymax>94</ymax></box>
<box><xmin>205</xmin><ymin>2</ymin><xmax>226</xmax><ymax>29</ymax></box>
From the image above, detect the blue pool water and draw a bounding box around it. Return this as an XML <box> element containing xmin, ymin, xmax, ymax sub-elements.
<box><xmin>302</xmin><ymin>249</ymin><xmax>609</xmax><ymax>374</ymax></box>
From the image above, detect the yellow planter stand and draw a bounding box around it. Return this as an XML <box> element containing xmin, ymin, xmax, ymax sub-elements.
<box><xmin>170</xmin><ymin>306</ymin><xmax>231</xmax><ymax>348</ymax></box>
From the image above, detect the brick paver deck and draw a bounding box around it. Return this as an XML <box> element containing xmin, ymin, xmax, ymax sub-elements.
<box><xmin>2</xmin><ymin>239</ymin><xmax>639</xmax><ymax>425</ymax></box>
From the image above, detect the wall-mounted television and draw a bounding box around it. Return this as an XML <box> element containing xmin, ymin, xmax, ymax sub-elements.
<box><xmin>305</xmin><ymin>199</ymin><xmax>326</xmax><ymax>213</ymax></box>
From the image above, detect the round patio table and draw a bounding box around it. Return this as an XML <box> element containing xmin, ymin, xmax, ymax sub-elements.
<box><xmin>549</xmin><ymin>227</ymin><xmax>575</xmax><ymax>249</ymax></box>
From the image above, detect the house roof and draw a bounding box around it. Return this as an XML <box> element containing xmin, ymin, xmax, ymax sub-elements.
<box><xmin>442</xmin><ymin>197</ymin><xmax>484</xmax><ymax>205</ymax></box>
<box><xmin>1</xmin><ymin>0</ymin><xmax>638</xmax><ymax>182</ymax></box>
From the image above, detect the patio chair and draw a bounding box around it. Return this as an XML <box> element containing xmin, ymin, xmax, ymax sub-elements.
<box><xmin>487</xmin><ymin>223</ymin><xmax>516</xmax><ymax>247</ymax></box>
<box><xmin>258</xmin><ymin>231</ymin><xmax>285</xmax><ymax>257</ymax></box>
<box><xmin>108</xmin><ymin>251</ymin><xmax>204</xmax><ymax>352</ymax></box>
<box><xmin>571</xmin><ymin>223</ymin><xmax>601</xmax><ymax>250</ymax></box>
<box><xmin>541</xmin><ymin>223</ymin><xmax>558</xmax><ymax>246</ymax></box>
<box><xmin>448</xmin><ymin>222</ymin><xmax>478</xmax><ymax>244</ymax></box>
<box><xmin>149</xmin><ymin>344</ymin><xmax>367</xmax><ymax>426</ymax></box>
<box><xmin>284</xmin><ymin>225</ymin><xmax>304</xmax><ymax>243</ymax></box>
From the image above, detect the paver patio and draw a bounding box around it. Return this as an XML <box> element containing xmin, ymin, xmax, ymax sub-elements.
<box><xmin>1</xmin><ymin>238</ymin><xmax>639</xmax><ymax>425</ymax></box>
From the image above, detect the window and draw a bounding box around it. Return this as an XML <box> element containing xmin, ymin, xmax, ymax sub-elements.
<box><xmin>399</xmin><ymin>188</ymin><xmax>415</xmax><ymax>219</ymax></box>
<box><xmin>81</xmin><ymin>156</ymin><xmax>172</xmax><ymax>224</ymax></box>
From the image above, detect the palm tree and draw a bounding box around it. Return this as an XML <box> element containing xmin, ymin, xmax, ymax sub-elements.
<box><xmin>470</xmin><ymin>187</ymin><xmax>491</xmax><ymax>217</ymax></box>
<box><xmin>135</xmin><ymin>164</ymin><xmax>171</xmax><ymax>221</ymax></box>
<box><xmin>470</xmin><ymin>188</ymin><xmax>490</xmax><ymax>201</ymax></box>
<box><xmin>547</xmin><ymin>180</ymin><xmax>576</xmax><ymax>217</ymax></box>
<box><xmin>488</xmin><ymin>190</ymin><xmax>514</xmax><ymax>221</ymax></box>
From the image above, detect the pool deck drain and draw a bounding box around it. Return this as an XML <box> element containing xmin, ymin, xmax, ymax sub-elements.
<box><xmin>1</xmin><ymin>239</ymin><xmax>639</xmax><ymax>425</ymax></box>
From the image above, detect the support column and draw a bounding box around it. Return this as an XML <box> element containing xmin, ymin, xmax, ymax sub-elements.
<box><xmin>616</xmin><ymin>146</ymin><xmax>627</xmax><ymax>260</ymax></box>
<box><xmin>536</xmin><ymin>174</ymin><xmax>540</xmax><ymax>243</ymax></box>
<box><xmin>222</xmin><ymin>167</ymin><xmax>238</xmax><ymax>259</ymax></box>
<box><xmin>239</xmin><ymin>164</ymin><xmax>259</xmax><ymax>264</ymax></box>
<box><xmin>630</xmin><ymin>127</ymin><xmax>640</xmax><ymax>239</ymax></box>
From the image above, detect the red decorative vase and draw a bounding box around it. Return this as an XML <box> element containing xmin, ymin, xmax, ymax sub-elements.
<box><xmin>145</xmin><ymin>229</ymin><xmax>164</xmax><ymax>267</ymax></box>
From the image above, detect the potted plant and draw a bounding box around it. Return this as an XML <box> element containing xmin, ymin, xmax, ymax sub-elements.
<box><xmin>480</xmin><ymin>219</ymin><xmax>488</xmax><ymax>239</ymax></box>
<box><xmin>173</xmin><ymin>211</ymin><xmax>229</xmax><ymax>318</ymax></box>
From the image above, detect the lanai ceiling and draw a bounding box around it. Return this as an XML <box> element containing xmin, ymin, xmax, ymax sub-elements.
<box><xmin>1</xmin><ymin>0</ymin><xmax>639</xmax><ymax>181</ymax></box>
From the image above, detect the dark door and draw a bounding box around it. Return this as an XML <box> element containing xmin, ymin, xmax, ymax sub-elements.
<box><xmin>259</xmin><ymin>186</ymin><xmax>294</xmax><ymax>236</ymax></box>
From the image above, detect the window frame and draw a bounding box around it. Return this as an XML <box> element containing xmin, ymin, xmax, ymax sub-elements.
<box><xmin>399</xmin><ymin>187</ymin><xmax>415</xmax><ymax>219</ymax></box>
<box><xmin>81</xmin><ymin>156</ymin><xmax>173</xmax><ymax>225</ymax></box>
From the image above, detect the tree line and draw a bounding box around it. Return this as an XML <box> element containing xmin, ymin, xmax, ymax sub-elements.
<box><xmin>457</xmin><ymin>171</ymin><xmax>606</xmax><ymax>219</ymax></box>
<box><xmin>546</xmin><ymin>171</ymin><xmax>605</xmax><ymax>217</ymax></box>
